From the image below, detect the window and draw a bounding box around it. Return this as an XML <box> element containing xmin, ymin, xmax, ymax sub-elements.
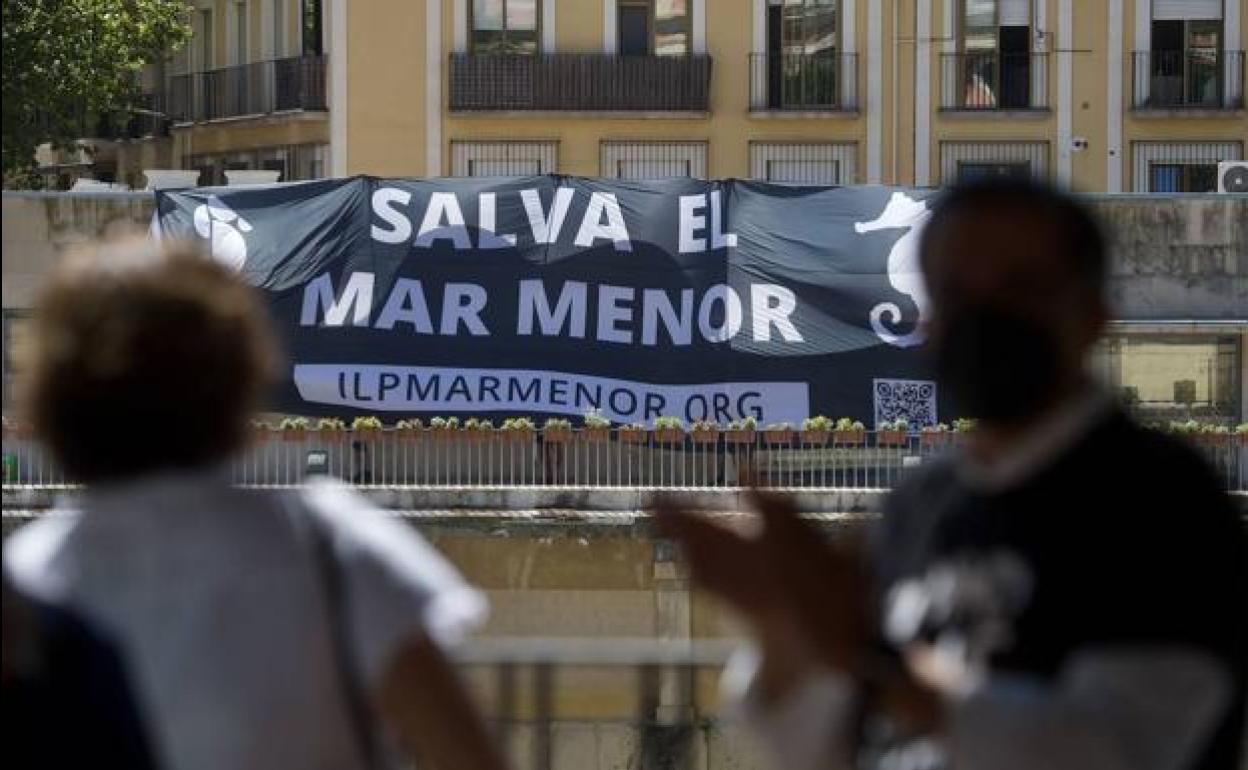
<box><xmin>955</xmin><ymin>0</ymin><xmax>1032</xmax><ymax>108</ymax></box>
<box><xmin>1090</xmin><ymin>333</ymin><xmax>1241</xmax><ymax>425</ymax></box>
<box><xmin>750</xmin><ymin>142</ymin><xmax>856</xmax><ymax>184</ymax></box>
<box><xmin>472</xmin><ymin>0</ymin><xmax>539</xmax><ymax>54</ymax></box>
<box><xmin>618</xmin><ymin>0</ymin><xmax>689</xmax><ymax>56</ymax></box>
<box><xmin>199</xmin><ymin>9</ymin><xmax>215</xmax><ymax>70</ymax></box>
<box><xmin>234</xmin><ymin>2</ymin><xmax>248</xmax><ymax>65</ymax></box>
<box><xmin>939</xmin><ymin>141</ymin><xmax>1048</xmax><ymax>184</ymax></box>
<box><xmin>957</xmin><ymin>162</ymin><xmax>1030</xmax><ymax>182</ymax></box>
<box><xmin>451</xmin><ymin>141</ymin><xmax>558</xmax><ymax>176</ymax></box>
<box><xmin>187</xmin><ymin>144</ymin><xmax>329</xmax><ymax>184</ymax></box>
<box><xmin>273</xmin><ymin>0</ymin><xmax>285</xmax><ymax>57</ymax></box>
<box><xmin>302</xmin><ymin>0</ymin><xmax>323</xmax><ymax>56</ymax></box>
<box><xmin>600</xmin><ymin>141</ymin><xmax>706</xmax><ymax>179</ymax></box>
<box><xmin>762</xmin><ymin>0</ymin><xmax>840</xmax><ymax>108</ymax></box>
<box><xmin>1150</xmin><ymin>6</ymin><xmax>1224</xmax><ymax>107</ymax></box>
<box><xmin>1132</xmin><ymin>141</ymin><xmax>1242</xmax><ymax>192</ymax></box>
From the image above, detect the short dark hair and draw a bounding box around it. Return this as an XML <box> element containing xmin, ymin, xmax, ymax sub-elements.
<box><xmin>919</xmin><ymin>179</ymin><xmax>1108</xmax><ymax>295</ymax></box>
<box><xmin>23</xmin><ymin>238</ymin><xmax>278</xmax><ymax>483</ymax></box>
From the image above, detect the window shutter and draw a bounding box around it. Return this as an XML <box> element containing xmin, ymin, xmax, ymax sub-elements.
<box><xmin>1151</xmin><ymin>0</ymin><xmax>1223</xmax><ymax>20</ymax></box>
<box><xmin>1000</xmin><ymin>0</ymin><xmax>1031</xmax><ymax>26</ymax></box>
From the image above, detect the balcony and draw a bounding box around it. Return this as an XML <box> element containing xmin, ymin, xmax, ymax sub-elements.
<box><xmin>448</xmin><ymin>53</ymin><xmax>712</xmax><ymax>113</ymax></box>
<box><xmin>939</xmin><ymin>51</ymin><xmax>1049</xmax><ymax>111</ymax></box>
<box><xmin>1131</xmin><ymin>50</ymin><xmax>1245</xmax><ymax>110</ymax></box>
<box><xmin>748</xmin><ymin>53</ymin><xmax>858</xmax><ymax>113</ymax></box>
<box><xmin>167</xmin><ymin>55</ymin><xmax>328</xmax><ymax>123</ymax></box>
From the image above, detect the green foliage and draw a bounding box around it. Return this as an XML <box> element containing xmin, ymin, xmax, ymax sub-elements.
<box><xmin>279</xmin><ymin>416</ymin><xmax>310</xmax><ymax>431</ymax></box>
<box><xmin>543</xmin><ymin>417</ymin><xmax>572</xmax><ymax>430</ymax></box>
<box><xmin>653</xmin><ymin>416</ymin><xmax>685</xmax><ymax>430</ymax></box>
<box><xmin>952</xmin><ymin>418</ymin><xmax>977</xmax><ymax>433</ymax></box>
<box><xmin>921</xmin><ymin>422</ymin><xmax>950</xmax><ymax>433</ymax></box>
<box><xmin>725</xmin><ymin>416</ymin><xmax>758</xmax><ymax>431</ymax></box>
<box><xmin>464</xmin><ymin>418</ymin><xmax>494</xmax><ymax>431</ymax></box>
<box><xmin>352</xmin><ymin>416</ymin><xmax>382</xmax><ymax>431</ymax></box>
<box><xmin>501</xmin><ymin>417</ymin><xmax>536</xmax><ymax>431</ymax></box>
<box><xmin>583</xmin><ymin>409</ymin><xmax>611</xmax><ymax>429</ymax></box>
<box><xmin>317</xmin><ymin>417</ymin><xmax>346</xmax><ymax>431</ymax></box>
<box><xmin>802</xmin><ymin>415</ymin><xmax>833</xmax><ymax>431</ymax></box>
<box><xmin>395</xmin><ymin>418</ymin><xmax>423</xmax><ymax>430</ymax></box>
<box><xmin>1236</xmin><ymin>423</ymin><xmax>1248</xmax><ymax>435</ymax></box>
<box><xmin>879</xmin><ymin>418</ymin><xmax>909</xmax><ymax>432</ymax></box>
<box><xmin>690</xmin><ymin>420</ymin><xmax>719</xmax><ymax>432</ymax></box>
<box><xmin>2</xmin><ymin>0</ymin><xmax>191</xmax><ymax>178</ymax></box>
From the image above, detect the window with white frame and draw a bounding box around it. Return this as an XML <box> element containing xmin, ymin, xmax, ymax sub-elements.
<box><xmin>939</xmin><ymin>141</ymin><xmax>1048</xmax><ymax>184</ymax></box>
<box><xmin>450</xmin><ymin>141</ymin><xmax>558</xmax><ymax>176</ymax></box>
<box><xmin>1132</xmin><ymin>141</ymin><xmax>1243</xmax><ymax>192</ymax></box>
<box><xmin>471</xmin><ymin>0</ymin><xmax>540</xmax><ymax>54</ymax></box>
<box><xmin>750</xmin><ymin>142</ymin><xmax>857</xmax><ymax>184</ymax></box>
<box><xmin>600</xmin><ymin>141</ymin><xmax>707</xmax><ymax>179</ymax></box>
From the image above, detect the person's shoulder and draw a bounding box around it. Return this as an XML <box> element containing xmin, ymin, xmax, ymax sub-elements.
<box><xmin>3</xmin><ymin>512</ymin><xmax>83</xmax><ymax>603</ymax></box>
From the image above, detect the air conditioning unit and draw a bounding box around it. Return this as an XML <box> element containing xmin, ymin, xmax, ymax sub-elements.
<box><xmin>1218</xmin><ymin>161</ymin><xmax>1248</xmax><ymax>193</ymax></box>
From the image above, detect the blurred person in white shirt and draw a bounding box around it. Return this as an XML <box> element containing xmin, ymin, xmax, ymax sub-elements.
<box><xmin>4</xmin><ymin>238</ymin><xmax>508</xmax><ymax>770</ymax></box>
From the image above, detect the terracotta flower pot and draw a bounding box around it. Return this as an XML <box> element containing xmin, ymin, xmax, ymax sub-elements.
<box><xmin>544</xmin><ymin>428</ymin><xmax>573</xmax><ymax>444</ymax></box>
<box><xmin>763</xmin><ymin>429</ymin><xmax>794</xmax><ymax>445</ymax></box>
<box><xmin>353</xmin><ymin>428</ymin><xmax>381</xmax><ymax>442</ymax></box>
<box><xmin>397</xmin><ymin>428</ymin><xmax>423</xmax><ymax>442</ymax></box>
<box><xmin>722</xmin><ymin>429</ymin><xmax>756</xmax><ymax>445</ymax></box>
<box><xmin>281</xmin><ymin>428</ymin><xmax>307</xmax><ymax>442</ymax></box>
<box><xmin>690</xmin><ymin>429</ymin><xmax>720</xmax><ymax>445</ymax></box>
<box><xmin>582</xmin><ymin>427</ymin><xmax>611</xmax><ymax>443</ymax></box>
<box><xmin>833</xmin><ymin>429</ymin><xmax>866</xmax><ymax>446</ymax></box>
<box><xmin>800</xmin><ymin>430</ymin><xmax>830</xmax><ymax>446</ymax></box>
<box><xmin>618</xmin><ymin>429</ymin><xmax>648</xmax><ymax>444</ymax></box>
<box><xmin>654</xmin><ymin>428</ymin><xmax>685</xmax><ymax>444</ymax></box>
<box><xmin>920</xmin><ymin>432</ymin><xmax>949</xmax><ymax>447</ymax></box>
<box><xmin>877</xmin><ymin>430</ymin><xmax>908</xmax><ymax>447</ymax></box>
<box><xmin>318</xmin><ymin>429</ymin><xmax>345</xmax><ymax>441</ymax></box>
<box><xmin>502</xmin><ymin>428</ymin><xmax>535</xmax><ymax>443</ymax></box>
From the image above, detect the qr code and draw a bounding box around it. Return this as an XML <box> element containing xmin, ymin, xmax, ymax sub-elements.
<box><xmin>873</xmin><ymin>379</ymin><xmax>937</xmax><ymax>428</ymax></box>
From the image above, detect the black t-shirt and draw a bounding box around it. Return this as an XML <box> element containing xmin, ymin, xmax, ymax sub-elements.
<box><xmin>875</xmin><ymin>411</ymin><xmax>1246</xmax><ymax>770</ymax></box>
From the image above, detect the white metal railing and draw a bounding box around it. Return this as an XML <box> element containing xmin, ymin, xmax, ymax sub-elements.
<box><xmin>3</xmin><ymin>428</ymin><xmax>1245</xmax><ymax>492</ymax></box>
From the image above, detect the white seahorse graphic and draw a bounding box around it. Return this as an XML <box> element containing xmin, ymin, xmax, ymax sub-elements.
<box><xmin>854</xmin><ymin>192</ymin><xmax>932</xmax><ymax>348</ymax></box>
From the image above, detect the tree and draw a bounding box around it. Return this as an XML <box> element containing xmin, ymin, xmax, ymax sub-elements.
<box><xmin>2</xmin><ymin>0</ymin><xmax>190</xmax><ymax>182</ymax></box>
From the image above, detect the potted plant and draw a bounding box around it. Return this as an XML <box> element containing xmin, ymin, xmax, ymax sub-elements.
<box><xmin>395</xmin><ymin>418</ymin><xmax>424</xmax><ymax>440</ymax></box>
<box><xmin>429</xmin><ymin>416</ymin><xmax>460</xmax><ymax>439</ymax></box>
<box><xmin>500</xmin><ymin>417</ymin><xmax>536</xmax><ymax>442</ymax></box>
<box><xmin>653</xmin><ymin>416</ymin><xmax>685</xmax><ymax>444</ymax></box>
<box><xmin>952</xmin><ymin>417</ymin><xmax>976</xmax><ymax>434</ymax></box>
<box><xmin>800</xmin><ymin>415</ymin><xmax>833</xmax><ymax>446</ymax></box>
<box><xmin>723</xmin><ymin>416</ymin><xmax>757</xmax><ymax>445</ymax></box>
<box><xmin>1236</xmin><ymin>423</ymin><xmax>1248</xmax><ymax>446</ymax></box>
<box><xmin>543</xmin><ymin>417</ymin><xmax>573</xmax><ymax>444</ymax></box>
<box><xmin>278</xmin><ymin>416</ymin><xmax>310</xmax><ymax>442</ymax></box>
<box><xmin>251</xmin><ymin>419</ymin><xmax>274</xmax><ymax>441</ymax></box>
<box><xmin>689</xmin><ymin>420</ymin><xmax>720</xmax><ymax>444</ymax></box>
<box><xmin>762</xmin><ymin>422</ymin><xmax>794</xmax><ymax>445</ymax></box>
<box><xmin>920</xmin><ymin>423</ymin><xmax>951</xmax><ymax>446</ymax></box>
<box><xmin>1198</xmin><ymin>424</ymin><xmax>1231</xmax><ymax>447</ymax></box>
<box><xmin>351</xmin><ymin>415</ymin><xmax>383</xmax><ymax>441</ymax></box>
<box><xmin>833</xmin><ymin>417</ymin><xmax>866</xmax><ymax>445</ymax></box>
<box><xmin>618</xmin><ymin>422</ymin><xmax>649</xmax><ymax>444</ymax></box>
<box><xmin>317</xmin><ymin>417</ymin><xmax>346</xmax><ymax>439</ymax></box>
<box><xmin>877</xmin><ymin>418</ymin><xmax>909</xmax><ymax>447</ymax></box>
<box><xmin>462</xmin><ymin>418</ymin><xmax>494</xmax><ymax>441</ymax></box>
<box><xmin>582</xmin><ymin>410</ymin><xmax>612</xmax><ymax>443</ymax></box>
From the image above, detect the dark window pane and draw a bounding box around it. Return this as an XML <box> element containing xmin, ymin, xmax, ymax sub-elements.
<box><xmin>619</xmin><ymin>4</ymin><xmax>649</xmax><ymax>55</ymax></box>
<box><xmin>1187</xmin><ymin>164</ymin><xmax>1217</xmax><ymax>192</ymax></box>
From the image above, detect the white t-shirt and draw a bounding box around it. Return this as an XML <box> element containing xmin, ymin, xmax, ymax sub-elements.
<box><xmin>3</xmin><ymin>471</ymin><xmax>487</xmax><ymax>770</ymax></box>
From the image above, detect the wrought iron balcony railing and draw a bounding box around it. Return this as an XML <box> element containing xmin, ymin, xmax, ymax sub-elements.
<box><xmin>940</xmin><ymin>51</ymin><xmax>1049</xmax><ymax>110</ymax></box>
<box><xmin>449</xmin><ymin>53</ymin><xmax>712</xmax><ymax>112</ymax></box>
<box><xmin>1131</xmin><ymin>50</ymin><xmax>1245</xmax><ymax>109</ymax></box>
<box><xmin>747</xmin><ymin>52</ymin><xmax>858</xmax><ymax>112</ymax></box>
<box><xmin>167</xmin><ymin>55</ymin><xmax>328</xmax><ymax>123</ymax></box>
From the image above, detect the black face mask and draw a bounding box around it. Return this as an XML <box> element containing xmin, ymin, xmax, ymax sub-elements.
<box><xmin>929</xmin><ymin>306</ymin><xmax>1062</xmax><ymax>423</ymax></box>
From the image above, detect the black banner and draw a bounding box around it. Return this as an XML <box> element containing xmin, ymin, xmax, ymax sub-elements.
<box><xmin>154</xmin><ymin>176</ymin><xmax>947</xmax><ymax>427</ymax></box>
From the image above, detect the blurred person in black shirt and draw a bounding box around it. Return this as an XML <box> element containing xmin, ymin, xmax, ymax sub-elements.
<box><xmin>658</xmin><ymin>181</ymin><xmax>1246</xmax><ymax>770</ymax></box>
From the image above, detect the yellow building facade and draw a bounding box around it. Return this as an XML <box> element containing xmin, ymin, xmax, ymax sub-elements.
<box><xmin>77</xmin><ymin>0</ymin><xmax>1245</xmax><ymax>194</ymax></box>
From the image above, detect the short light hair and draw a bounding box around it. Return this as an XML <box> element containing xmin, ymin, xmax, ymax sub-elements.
<box><xmin>23</xmin><ymin>238</ymin><xmax>278</xmax><ymax>482</ymax></box>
